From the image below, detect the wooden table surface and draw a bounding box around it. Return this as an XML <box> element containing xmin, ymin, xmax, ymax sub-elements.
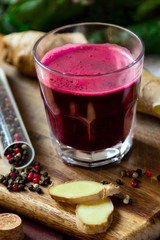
<box><xmin>0</xmin><ymin>35</ymin><xmax>160</xmax><ymax>240</ymax></box>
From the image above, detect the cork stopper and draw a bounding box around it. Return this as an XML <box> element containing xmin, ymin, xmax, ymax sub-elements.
<box><xmin>0</xmin><ymin>213</ymin><xmax>24</xmax><ymax>240</ymax></box>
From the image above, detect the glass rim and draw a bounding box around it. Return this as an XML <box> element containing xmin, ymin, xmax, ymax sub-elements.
<box><xmin>33</xmin><ymin>22</ymin><xmax>145</xmax><ymax>77</ymax></box>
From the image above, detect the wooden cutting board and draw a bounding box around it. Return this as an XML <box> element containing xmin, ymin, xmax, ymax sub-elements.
<box><xmin>0</xmin><ymin>42</ymin><xmax>160</xmax><ymax>240</ymax></box>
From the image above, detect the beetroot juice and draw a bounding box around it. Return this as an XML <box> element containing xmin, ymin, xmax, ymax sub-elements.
<box><xmin>38</xmin><ymin>43</ymin><xmax>138</xmax><ymax>152</ymax></box>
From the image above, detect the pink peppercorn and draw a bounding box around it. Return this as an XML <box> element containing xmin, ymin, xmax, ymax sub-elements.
<box><xmin>14</xmin><ymin>133</ymin><xmax>21</xmax><ymax>140</ymax></box>
<box><xmin>126</xmin><ymin>171</ymin><xmax>133</xmax><ymax>178</ymax></box>
<box><xmin>131</xmin><ymin>180</ymin><xmax>137</xmax><ymax>187</ymax></box>
<box><xmin>33</xmin><ymin>174</ymin><xmax>40</xmax><ymax>179</ymax></box>
<box><xmin>6</xmin><ymin>154</ymin><xmax>11</xmax><ymax>160</ymax></box>
<box><xmin>15</xmin><ymin>148</ymin><xmax>21</xmax><ymax>153</ymax></box>
<box><xmin>27</xmin><ymin>172</ymin><xmax>34</xmax><ymax>181</ymax></box>
<box><xmin>33</xmin><ymin>177</ymin><xmax>39</xmax><ymax>183</ymax></box>
<box><xmin>12</xmin><ymin>152</ymin><xmax>16</xmax><ymax>157</ymax></box>
<box><xmin>5</xmin><ymin>103</ymin><xmax>11</xmax><ymax>108</ymax></box>
<box><xmin>145</xmin><ymin>170</ymin><xmax>152</xmax><ymax>177</ymax></box>
<box><xmin>5</xmin><ymin>97</ymin><xmax>9</xmax><ymax>102</ymax></box>
<box><xmin>10</xmin><ymin>172</ymin><xmax>16</xmax><ymax>178</ymax></box>
<box><xmin>34</xmin><ymin>165</ymin><xmax>40</xmax><ymax>170</ymax></box>
<box><xmin>13</xmin><ymin>184</ymin><xmax>18</xmax><ymax>190</ymax></box>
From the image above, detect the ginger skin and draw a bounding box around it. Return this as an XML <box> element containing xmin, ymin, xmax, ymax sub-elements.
<box><xmin>137</xmin><ymin>69</ymin><xmax>160</xmax><ymax>119</ymax></box>
<box><xmin>2</xmin><ymin>30</ymin><xmax>87</xmax><ymax>77</ymax></box>
<box><xmin>2</xmin><ymin>31</ymin><xmax>45</xmax><ymax>77</ymax></box>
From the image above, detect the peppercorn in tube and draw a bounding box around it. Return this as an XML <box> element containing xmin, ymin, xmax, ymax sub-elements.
<box><xmin>0</xmin><ymin>66</ymin><xmax>35</xmax><ymax>169</ymax></box>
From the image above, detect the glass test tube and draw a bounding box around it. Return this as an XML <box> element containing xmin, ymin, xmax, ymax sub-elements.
<box><xmin>0</xmin><ymin>66</ymin><xmax>35</xmax><ymax>169</ymax></box>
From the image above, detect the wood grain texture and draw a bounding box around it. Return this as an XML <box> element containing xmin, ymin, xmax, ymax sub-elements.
<box><xmin>0</xmin><ymin>36</ymin><xmax>160</xmax><ymax>239</ymax></box>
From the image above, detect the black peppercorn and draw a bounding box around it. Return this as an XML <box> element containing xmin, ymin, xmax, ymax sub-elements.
<box><xmin>133</xmin><ymin>178</ymin><xmax>139</xmax><ymax>184</ymax></box>
<box><xmin>22</xmin><ymin>150</ymin><xmax>28</xmax><ymax>156</ymax></box>
<box><xmin>35</xmin><ymin>187</ymin><xmax>42</xmax><ymax>194</ymax></box>
<box><xmin>0</xmin><ymin>175</ymin><xmax>5</xmax><ymax>183</ymax></box>
<box><xmin>44</xmin><ymin>176</ymin><xmax>50</xmax><ymax>184</ymax></box>
<box><xmin>10</xmin><ymin>167</ymin><xmax>15</xmax><ymax>172</ymax></box>
<box><xmin>100</xmin><ymin>180</ymin><xmax>109</xmax><ymax>185</ymax></box>
<box><xmin>3</xmin><ymin>179</ymin><xmax>8</xmax><ymax>186</ymax></box>
<box><xmin>35</xmin><ymin>169</ymin><xmax>40</xmax><ymax>174</ymax></box>
<box><xmin>22</xmin><ymin>176</ymin><xmax>28</xmax><ymax>182</ymax></box>
<box><xmin>42</xmin><ymin>172</ymin><xmax>48</xmax><ymax>177</ymax></box>
<box><xmin>18</xmin><ymin>184</ymin><xmax>25</xmax><ymax>191</ymax></box>
<box><xmin>27</xmin><ymin>184</ymin><xmax>33</xmax><ymax>191</ymax></box>
<box><xmin>157</xmin><ymin>175</ymin><xmax>160</xmax><ymax>182</ymax></box>
<box><xmin>116</xmin><ymin>179</ymin><xmax>123</xmax><ymax>185</ymax></box>
<box><xmin>39</xmin><ymin>180</ymin><xmax>46</xmax><ymax>186</ymax></box>
<box><xmin>135</xmin><ymin>169</ymin><xmax>142</xmax><ymax>177</ymax></box>
<box><xmin>19</xmin><ymin>180</ymin><xmax>26</xmax><ymax>185</ymax></box>
<box><xmin>5</xmin><ymin>175</ymin><xmax>10</xmax><ymax>181</ymax></box>
<box><xmin>7</xmin><ymin>185</ymin><xmax>13</xmax><ymax>191</ymax></box>
<box><xmin>9</xmin><ymin>158</ymin><xmax>15</xmax><ymax>164</ymax></box>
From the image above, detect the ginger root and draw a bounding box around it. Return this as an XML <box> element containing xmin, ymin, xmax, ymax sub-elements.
<box><xmin>137</xmin><ymin>69</ymin><xmax>160</xmax><ymax>119</ymax></box>
<box><xmin>49</xmin><ymin>180</ymin><xmax>119</xmax><ymax>234</ymax></box>
<box><xmin>2</xmin><ymin>30</ymin><xmax>87</xmax><ymax>77</ymax></box>
<box><xmin>2</xmin><ymin>31</ymin><xmax>45</xmax><ymax>77</ymax></box>
<box><xmin>76</xmin><ymin>198</ymin><xmax>114</xmax><ymax>234</ymax></box>
<box><xmin>48</xmin><ymin>180</ymin><xmax>120</xmax><ymax>204</ymax></box>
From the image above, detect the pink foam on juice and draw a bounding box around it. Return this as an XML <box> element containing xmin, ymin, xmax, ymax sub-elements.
<box><xmin>39</xmin><ymin>43</ymin><xmax>138</xmax><ymax>151</ymax></box>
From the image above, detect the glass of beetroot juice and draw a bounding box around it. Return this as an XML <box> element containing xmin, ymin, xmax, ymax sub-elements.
<box><xmin>33</xmin><ymin>23</ymin><xmax>144</xmax><ymax>167</ymax></box>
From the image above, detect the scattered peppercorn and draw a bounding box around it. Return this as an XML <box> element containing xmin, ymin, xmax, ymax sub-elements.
<box><xmin>10</xmin><ymin>172</ymin><xmax>16</xmax><ymax>178</ymax></box>
<box><xmin>135</xmin><ymin>169</ymin><xmax>142</xmax><ymax>177</ymax></box>
<box><xmin>42</xmin><ymin>172</ymin><xmax>48</xmax><ymax>177</ymax></box>
<box><xmin>35</xmin><ymin>187</ymin><xmax>42</xmax><ymax>194</ymax></box>
<box><xmin>0</xmin><ymin>175</ymin><xmax>5</xmax><ymax>183</ymax></box>
<box><xmin>126</xmin><ymin>171</ymin><xmax>133</xmax><ymax>178</ymax></box>
<box><xmin>13</xmin><ymin>184</ymin><xmax>18</xmax><ymax>191</ymax></box>
<box><xmin>123</xmin><ymin>195</ymin><xmax>130</xmax><ymax>205</ymax></box>
<box><xmin>133</xmin><ymin>178</ymin><xmax>139</xmax><ymax>184</ymax></box>
<box><xmin>39</xmin><ymin>180</ymin><xmax>43</xmax><ymax>185</ymax></box>
<box><xmin>145</xmin><ymin>170</ymin><xmax>152</xmax><ymax>177</ymax></box>
<box><xmin>27</xmin><ymin>184</ymin><xmax>34</xmax><ymax>191</ymax></box>
<box><xmin>120</xmin><ymin>170</ymin><xmax>126</xmax><ymax>178</ymax></box>
<box><xmin>33</xmin><ymin>184</ymin><xmax>39</xmax><ymax>190</ymax></box>
<box><xmin>3</xmin><ymin>179</ymin><xmax>8</xmax><ymax>186</ymax></box>
<box><xmin>7</xmin><ymin>185</ymin><xmax>13</xmax><ymax>191</ymax></box>
<box><xmin>19</xmin><ymin>180</ymin><xmax>26</xmax><ymax>185</ymax></box>
<box><xmin>0</xmin><ymin>162</ymin><xmax>51</xmax><ymax>194</ymax></box>
<box><xmin>33</xmin><ymin>174</ymin><xmax>40</xmax><ymax>179</ymax></box>
<box><xmin>18</xmin><ymin>184</ymin><xmax>25</xmax><ymax>191</ymax></box>
<box><xmin>10</xmin><ymin>167</ymin><xmax>15</xmax><ymax>172</ymax></box>
<box><xmin>157</xmin><ymin>175</ymin><xmax>160</xmax><ymax>182</ymax></box>
<box><xmin>100</xmin><ymin>180</ymin><xmax>109</xmax><ymax>185</ymax></box>
<box><xmin>116</xmin><ymin>179</ymin><xmax>123</xmax><ymax>185</ymax></box>
<box><xmin>27</xmin><ymin>172</ymin><xmax>34</xmax><ymax>181</ymax></box>
<box><xmin>131</xmin><ymin>180</ymin><xmax>137</xmax><ymax>187</ymax></box>
<box><xmin>132</xmin><ymin>172</ymin><xmax>139</xmax><ymax>179</ymax></box>
<box><xmin>33</xmin><ymin>177</ymin><xmax>39</xmax><ymax>184</ymax></box>
<box><xmin>34</xmin><ymin>165</ymin><xmax>40</xmax><ymax>170</ymax></box>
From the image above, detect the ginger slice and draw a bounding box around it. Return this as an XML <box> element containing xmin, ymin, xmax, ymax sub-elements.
<box><xmin>76</xmin><ymin>198</ymin><xmax>114</xmax><ymax>234</ymax></box>
<box><xmin>49</xmin><ymin>181</ymin><xmax>119</xmax><ymax>204</ymax></box>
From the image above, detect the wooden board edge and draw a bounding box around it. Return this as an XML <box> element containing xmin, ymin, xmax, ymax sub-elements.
<box><xmin>122</xmin><ymin>211</ymin><xmax>160</xmax><ymax>240</ymax></box>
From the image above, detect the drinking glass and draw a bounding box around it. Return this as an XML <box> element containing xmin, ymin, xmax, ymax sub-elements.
<box><xmin>33</xmin><ymin>23</ymin><xmax>144</xmax><ymax>167</ymax></box>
